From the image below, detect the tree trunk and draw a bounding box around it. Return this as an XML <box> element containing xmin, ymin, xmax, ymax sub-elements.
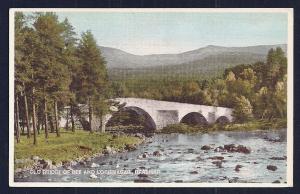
<box><xmin>23</xmin><ymin>84</ymin><xmax>31</xmax><ymax>139</ymax></box>
<box><xmin>54</xmin><ymin>100</ymin><xmax>60</xmax><ymax>137</ymax></box>
<box><xmin>49</xmin><ymin>115</ymin><xmax>54</xmax><ymax>133</ymax></box>
<box><xmin>70</xmin><ymin>104</ymin><xmax>75</xmax><ymax>132</ymax></box>
<box><xmin>32</xmin><ymin>87</ymin><xmax>37</xmax><ymax>145</ymax></box>
<box><xmin>101</xmin><ymin>115</ymin><xmax>106</xmax><ymax>133</ymax></box>
<box><xmin>44</xmin><ymin>96</ymin><xmax>49</xmax><ymax>139</ymax></box>
<box><xmin>41</xmin><ymin>122</ymin><xmax>44</xmax><ymax>133</ymax></box>
<box><xmin>37</xmin><ymin>118</ymin><xmax>40</xmax><ymax>135</ymax></box>
<box><xmin>21</xmin><ymin>117</ymin><xmax>25</xmax><ymax>135</ymax></box>
<box><xmin>88</xmin><ymin>98</ymin><xmax>93</xmax><ymax>132</ymax></box>
<box><xmin>65</xmin><ymin>107</ymin><xmax>69</xmax><ymax>130</ymax></box>
<box><xmin>15</xmin><ymin>95</ymin><xmax>20</xmax><ymax>143</ymax></box>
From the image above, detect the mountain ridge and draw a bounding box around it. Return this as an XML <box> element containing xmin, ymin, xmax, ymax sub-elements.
<box><xmin>99</xmin><ymin>44</ymin><xmax>287</xmax><ymax>69</ymax></box>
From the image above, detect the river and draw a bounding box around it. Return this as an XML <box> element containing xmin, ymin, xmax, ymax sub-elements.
<box><xmin>15</xmin><ymin>129</ymin><xmax>287</xmax><ymax>183</ymax></box>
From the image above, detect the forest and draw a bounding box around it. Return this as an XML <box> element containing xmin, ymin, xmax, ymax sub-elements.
<box><xmin>14</xmin><ymin>12</ymin><xmax>112</xmax><ymax>145</ymax></box>
<box><xmin>111</xmin><ymin>47</ymin><xmax>287</xmax><ymax>123</ymax></box>
<box><xmin>14</xmin><ymin>12</ymin><xmax>287</xmax><ymax>146</ymax></box>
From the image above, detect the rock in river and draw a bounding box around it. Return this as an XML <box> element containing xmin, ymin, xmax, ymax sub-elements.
<box><xmin>223</xmin><ymin>144</ymin><xmax>251</xmax><ymax>154</ymax></box>
<box><xmin>269</xmin><ymin>157</ymin><xmax>286</xmax><ymax>160</ymax></box>
<box><xmin>125</xmin><ymin>144</ymin><xmax>137</xmax><ymax>151</ymax></box>
<box><xmin>267</xmin><ymin>165</ymin><xmax>278</xmax><ymax>171</ymax></box>
<box><xmin>153</xmin><ymin>150</ymin><xmax>162</xmax><ymax>156</ymax></box>
<box><xmin>201</xmin><ymin>145</ymin><xmax>211</xmax><ymax>150</ymax></box>
<box><xmin>236</xmin><ymin>145</ymin><xmax>251</xmax><ymax>154</ymax></box>
<box><xmin>212</xmin><ymin>161</ymin><xmax>223</xmax><ymax>168</ymax></box>
<box><xmin>235</xmin><ymin>165</ymin><xmax>243</xmax><ymax>172</ymax></box>
<box><xmin>208</xmin><ymin>156</ymin><xmax>224</xmax><ymax>160</ymax></box>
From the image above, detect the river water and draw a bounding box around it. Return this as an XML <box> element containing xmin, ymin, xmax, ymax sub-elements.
<box><xmin>15</xmin><ymin>129</ymin><xmax>287</xmax><ymax>183</ymax></box>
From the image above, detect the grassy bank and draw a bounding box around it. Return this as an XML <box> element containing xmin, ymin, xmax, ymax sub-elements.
<box><xmin>14</xmin><ymin>130</ymin><xmax>141</xmax><ymax>169</ymax></box>
<box><xmin>161</xmin><ymin>118</ymin><xmax>287</xmax><ymax>134</ymax></box>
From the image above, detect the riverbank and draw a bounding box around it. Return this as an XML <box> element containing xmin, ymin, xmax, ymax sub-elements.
<box><xmin>14</xmin><ymin>130</ymin><xmax>143</xmax><ymax>171</ymax></box>
<box><xmin>161</xmin><ymin>118</ymin><xmax>287</xmax><ymax>134</ymax></box>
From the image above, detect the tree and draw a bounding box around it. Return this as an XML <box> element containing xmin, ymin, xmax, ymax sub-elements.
<box><xmin>233</xmin><ymin>95</ymin><xmax>253</xmax><ymax>122</ymax></box>
<box><xmin>264</xmin><ymin>47</ymin><xmax>287</xmax><ymax>89</ymax></box>
<box><xmin>273</xmin><ymin>75</ymin><xmax>287</xmax><ymax>118</ymax></box>
<box><xmin>61</xmin><ymin>18</ymin><xmax>79</xmax><ymax>132</ymax></box>
<box><xmin>76</xmin><ymin>31</ymin><xmax>109</xmax><ymax>131</ymax></box>
<box><xmin>15</xmin><ymin>12</ymin><xmax>32</xmax><ymax>139</ymax></box>
<box><xmin>33</xmin><ymin>12</ymin><xmax>67</xmax><ymax>138</ymax></box>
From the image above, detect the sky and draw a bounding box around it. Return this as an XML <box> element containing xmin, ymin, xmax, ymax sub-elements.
<box><xmin>56</xmin><ymin>11</ymin><xmax>288</xmax><ymax>55</ymax></box>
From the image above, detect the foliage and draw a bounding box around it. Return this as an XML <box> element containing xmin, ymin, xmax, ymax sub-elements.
<box><xmin>233</xmin><ymin>96</ymin><xmax>253</xmax><ymax>122</ymax></box>
<box><xmin>161</xmin><ymin>118</ymin><xmax>287</xmax><ymax>134</ymax></box>
<box><xmin>112</xmin><ymin>47</ymin><xmax>287</xmax><ymax>121</ymax></box>
<box><xmin>14</xmin><ymin>12</ymin><xmax>110</xmax><ymax>144</ymax></box>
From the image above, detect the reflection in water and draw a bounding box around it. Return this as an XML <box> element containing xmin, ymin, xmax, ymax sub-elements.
<box><xmin>15</xmin><ymin>129</ymin><xmax>287</xmax><ymax>183</ymax></box>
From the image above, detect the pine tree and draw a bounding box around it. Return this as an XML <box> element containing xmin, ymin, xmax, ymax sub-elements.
<box><xmin>33</xmin><ymin>12</ymin><xmax>68</xmax><ymax>138</ymax></box>
<box><xmin>15</xmin><ymin>12</ymin><xmax>32</xmax><ymax>139</ymax></box>
<box><xmin>61</xmin><ymin>18</ymin><xmax>78</xmax><ymax>132</ymax></box>
<box><xmin>76</xmin><ymin>31</ymin><xmax>109</xmax><ymax>131</ymax></box>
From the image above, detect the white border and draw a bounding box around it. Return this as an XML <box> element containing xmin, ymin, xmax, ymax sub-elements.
<box><xmin>9</xmin><ymin>8</ymin><xmax>294</xmax><ymax>188</ymax></box>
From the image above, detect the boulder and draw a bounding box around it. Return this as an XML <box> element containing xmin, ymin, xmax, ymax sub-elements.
<box><xmin>212</xmin><ymin>161</ymin><xmax>223</xmax><ymax>168</ymax></box>
<box><xmin>153</xmin><ymin>150</ymin><xmax>162</xmax><ymax>156</ymax></box>
<box><xmin>224</xmin><ymin>144</ymin><xmax>236</xmax><ymax>152</ymax></box>
<box><xmin>208</xmin><ymin>156</ymin><xmax>224</xmax><ymax>160</ymax></box>
<box><xmin>142</xmin><ymin>153</ymin><xmax>149</xmax><ymax>158</ymax></box>
<box><xmin>235</xmin><ymin>164</ymin><xmax>243</xmax><ymax>172</ymax></box>
<box><xmin>269</xmin><ymin>157</ymin><xmax>286</xmax><ymax>160</ymax></box>
<box><xmin>103</xmin><ymin>146</ymin><xmax>113</xmax><ymax>154</ymax></box>
<box><xmin>125</xmin><ymin>144</ymin><xmax>137</xmax><ymax>151</ymax></box>
<box><xmin>214</xmin><ymin>146</ymin><xmax>225</xmax><ymax>152</ymax></box>
<box><xmin>201</xmin><ymin>145</ymin><xmax>211</xmax><ymax>150</ymax></box>
<box><xmin>223</xmin><ymin>144</ymin><xmax>251</xmax><ymax>154</ymax></box>
<box><xmin>236</xmin><ymin>145</ymin><xmax>251</xmax><ymax>154</ymax></box>
<box><xmin>41</xmin><ymin>159</ymin><xmax>53</xmax><ymax>169</ymax></box>
<box><xmin>267</xmin><ymin>165</ymin><xmax>278</xmax><ymax>171</ymax></box>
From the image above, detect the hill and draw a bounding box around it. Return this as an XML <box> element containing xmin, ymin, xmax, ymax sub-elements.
<box><xmin>99</xmin><ymin>44</ymin><xmax>287</xmax><ymax>80</ymax></box>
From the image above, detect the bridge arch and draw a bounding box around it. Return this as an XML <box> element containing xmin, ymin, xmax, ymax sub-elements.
<box><xmin>106</xmin><ymin>106</ymin><xmax>156</xmax><ymax>131</ymax></box>
<box><xmin>215</xmin><ymin>116</ymin><xmax>230</xmax><ymax>124</ymax></box>
<box><xmin>180</xmin><ymin>112</ymin><xmax>208</xmax><ymax>126</ymax></box>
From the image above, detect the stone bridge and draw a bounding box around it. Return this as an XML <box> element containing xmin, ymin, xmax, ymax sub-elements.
<box><xmin>101</xmin><ymin>98</ymin><xmax>233</xmax><ymax>131</ymax></box>
<box><xmin>59</xmin><ymin>98</ymin><xmax>233</xmax><ymax>132</ymax></box>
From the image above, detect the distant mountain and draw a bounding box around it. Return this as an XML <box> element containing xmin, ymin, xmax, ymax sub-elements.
<box><xmin>99</xmin><ymin>44</ymin><xmax>287</xmax><ymax>80</ymax></box>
